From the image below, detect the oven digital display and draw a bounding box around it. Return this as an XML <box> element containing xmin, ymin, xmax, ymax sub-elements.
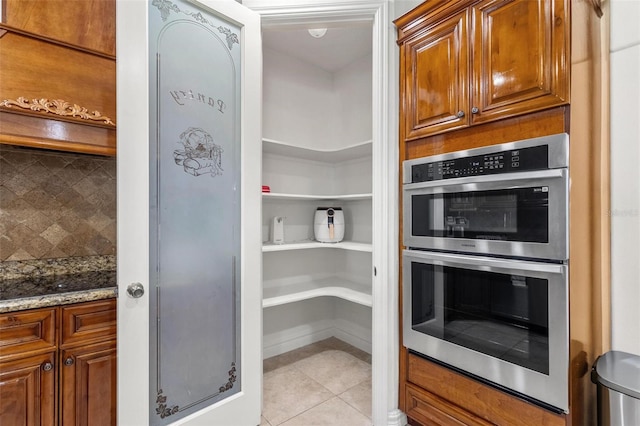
<box><xmin>411</xmin><ymin>145</ymin><xmax>549</xmax><ymax>183</ymax></box>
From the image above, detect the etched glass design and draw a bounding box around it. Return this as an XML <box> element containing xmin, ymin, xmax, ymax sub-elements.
<box><xmin>148</xmin><ymin>0</ymin><xmax>241</xmax><ymax>423</ymax></box>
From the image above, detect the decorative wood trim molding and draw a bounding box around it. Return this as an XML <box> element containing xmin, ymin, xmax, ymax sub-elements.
<box><xmin>0</xmin><ymin>23</ymin><xmax>116</xmax><ymax>59</ymax></box>
<box><xmin>0</xmin><ymin>111</ymin><xmax>116</xmax><ymax>156</ymax></box>
<box><xmin>0</xmin><ymin>97</ymin><xmax>115</xmax><ymax>126</ymax></box>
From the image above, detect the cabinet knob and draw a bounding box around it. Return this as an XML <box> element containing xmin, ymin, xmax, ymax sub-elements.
<box><xmin>64</xmin><ymin>357</ymin><xmax>75</xmax><ymax>366</ymax></box>
<box><xmin>42</xmin><ymin>362</ymin><xmax>53</xmax><ymax>371</ymax></box>
<box><xmin>471</xmin><ymin>107</ymin><xmax>479</xmax><ymax>114</ymax></box>
<box><xmin>456</xmin><ymin>110</ymin><xmax>465</xmax><ymax>118</ymax></box>
<box><xmin>127</xmin><ymin>282</ymin><xmax>145</xmax><ymax>298</ymax></box>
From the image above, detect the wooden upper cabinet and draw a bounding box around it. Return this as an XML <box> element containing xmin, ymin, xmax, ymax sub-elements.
<box><xmin>396</xmin><ymin>0</ymin><xmax>569</xmax><ymax>140</ymax></box>
<box><xmin>402</xmin><ymin>10</ymin><xmax>470</xmax><ymax>139</ymax></box>
<box><xmin>2</xmin><ymin>0</ymin><xmax>116</xmax><ymax>56</ymax></box>
<box><xmin>470</xmin><ymin>0</ymin><xmax>569</xmax><ymax>124</ymax></box>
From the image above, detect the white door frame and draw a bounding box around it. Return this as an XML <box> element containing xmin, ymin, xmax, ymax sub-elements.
<box><xmin>243</xmin><ymin>1</ymin><xmax>403</xmax><ymax>424</ymax></box>
<box><xmin>116</xmin><ymin>0</ymin><xmax>262</xmax><ymax>424</ymax></box>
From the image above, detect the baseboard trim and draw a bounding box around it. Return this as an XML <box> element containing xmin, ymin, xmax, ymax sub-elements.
<box><xmin>333</xmin><ymin>319</ymin><xmax>372</xmax><ymax>354</ymax></box>
<box><xmin>263</xmin><ymin>322</ymin><xmax>334</xmax><ymax>359</ymax></box>
<box><xmin>387</xmin><ymin>408</ymin><xmax>408</xmax><ymax>426</ymax></box>
<box><xmin>263</xmin><ymin>319</ymin><xmax>373</xmax><ymax>359</ymax></box>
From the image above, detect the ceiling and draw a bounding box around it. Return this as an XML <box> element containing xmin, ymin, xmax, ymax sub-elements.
<box><xmin>262</xmin><ymin>24</ymin><xmax>372</xmax><ymax>73</ymax></box>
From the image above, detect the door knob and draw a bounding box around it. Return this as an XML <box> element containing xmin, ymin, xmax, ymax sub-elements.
<box><xmin>127</xmin><ymin>282</ymin><xmax>145</xmax><ymax>298</ymax></box>
<box><xmin>456</xmin><ymin>110</ymin><xmax>465</xmax><ymax>118</ymax></box>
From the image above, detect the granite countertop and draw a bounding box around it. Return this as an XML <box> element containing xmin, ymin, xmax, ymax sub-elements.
<box><xmin>0</xmin><ymin>255</ymin><xmax>117</xmax><ymax>313</ymax></box>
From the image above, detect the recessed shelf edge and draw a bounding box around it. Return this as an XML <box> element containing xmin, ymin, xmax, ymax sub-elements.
<box><xmin>263</xmin><ymin>138</ymin><xmax>372</xmax><ymax>163</ymax></box>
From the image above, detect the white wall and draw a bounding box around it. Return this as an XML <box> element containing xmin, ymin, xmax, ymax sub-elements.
<box><xmin>610</xmin><ymin>0</ymin><xmax>640</xmax><ymax>355</ymax></box>
<box><xmin>263</xmin><ymin>48</ymin><xmax>337</xmax><ymax>147</ymax></box>
<box><xmin>334</xmin><ymin>54</ymin><xmax>373</xmax><ymax>144</ymax></box>
<box><xmin>262</xmin><ymin>47</ymin><xmax>372</xmax><ymax>150</ymax></box>
<box><xmin>393</xmin><ymin>0</ymin><xmax>421</xmax><ymax>18</ymax></box>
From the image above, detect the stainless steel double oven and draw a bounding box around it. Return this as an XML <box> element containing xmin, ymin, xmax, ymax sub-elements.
<box><xmin>402</xmin><ymin>133</ymin><xmax>569</xmax><ymax>412</ymax></box>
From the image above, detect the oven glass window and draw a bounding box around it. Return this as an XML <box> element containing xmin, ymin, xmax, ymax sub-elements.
<box><xmin>411</xmin><ymin>262</ymin><xmax>549</xmax><ymax>374</ymax></box>
<box><xmin>411</xmin><ymin>187</ymin><xmax>549</xmax><ymax>242</ymax></box>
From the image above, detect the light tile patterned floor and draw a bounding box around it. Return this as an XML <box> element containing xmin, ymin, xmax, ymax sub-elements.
<box><xmin>261</xmin><ymin>338</ymin><xmax>372</xmax><ymax>426</ymax></box>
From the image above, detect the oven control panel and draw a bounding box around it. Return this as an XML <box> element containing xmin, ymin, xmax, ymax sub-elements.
<box><xmin>411</xmin><ymin>145</ymin><xmax>549</xmax><ymax>183</ymax></box>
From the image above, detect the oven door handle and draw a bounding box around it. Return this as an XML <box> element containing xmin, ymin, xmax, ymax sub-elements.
<box><xmin>403</xmin><ymin>168</ymin><xmax>565</xmax><ymax>190</ymax></box>
<box><xmin>403</xmin><ymin>249</ymin><xmax>567</xmax><ymax>275</ymax></box>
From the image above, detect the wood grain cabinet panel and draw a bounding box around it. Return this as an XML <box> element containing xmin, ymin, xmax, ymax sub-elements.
<box><xmin>0</xmin><ymin>301</ymin><xmax>116</xmax><ymax>425</ymax></box>
<box><xmin>0</xmin><ymin>308</ymin><xmax>56</xmax><ymax>360</ymax></box>
<box><xmin>470</xmin><ymin>0</ymin><xmax>569</xmax><ymax>124</ymax></box>
<box><xmin>406</xmin><ymin>383</ymin><xmax>492</xmax><ymax>426</ymax></box>
<box><xmin>0</xmin><ymin>0</ymin><xmax>116</xmax><ymax>156</ymax></box>
<box><xmin>396</xmin><ymin>0</ymin><xmax>569</xmax><ymax>140</ymax></box>
<box><xmin>60</xmin><ymin>340</ymin><xmax>117</xmax><ymax>426</ymax></box>
<box><xmin>407</xmin><ymin>353</ymin><xmax>566</xmax><ymax>426</ymax></box>
<box><xmin>2</xmin><ymin>0</ymin><xmax>116</xmax><ymax>56</ymax></box>
<box><xmin>60</xmin><ymin>299</ymin><xmax>116</xmax><ymax>348</ymax></box>
<box><xmin>0</xmin><ymin>28</ymin><xmax>116</xmax><ymax>126</ymax></box>
<box><xmin>0</xmin><ymin>351</ymin><xmax>56</xmax><ymax>426</ymax></box>
<box><xmin>402</xmin><ymin>10</ymin><xmax>469</xmax><ymax>139</ymax></box>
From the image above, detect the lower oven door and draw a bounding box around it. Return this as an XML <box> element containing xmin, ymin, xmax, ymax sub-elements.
<box><xmin>403</xmin><ymin>249</ymin><xmax>568</xmax><ymax>412</ymax></box>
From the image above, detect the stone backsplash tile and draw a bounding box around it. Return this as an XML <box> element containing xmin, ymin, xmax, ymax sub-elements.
<box><xmin>0</xmin><ymin>145</ymin><xmax>116</xmax><ymax>261</ymax></box>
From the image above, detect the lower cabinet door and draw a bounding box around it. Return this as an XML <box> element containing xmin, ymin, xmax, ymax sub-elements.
<box><xmin>0</xmin><ymin>352</ymin><xmax>56</xmax><ymax>426</ymax></box>
<box><xmin>60</xmin><ymin>340</ymin><xmax>117</xmax><ymax>426</ymax></box>
<box><xmin>406</xmin><ymin>383</ymin><xmax>492</xmax><ymax>426</ymax></box>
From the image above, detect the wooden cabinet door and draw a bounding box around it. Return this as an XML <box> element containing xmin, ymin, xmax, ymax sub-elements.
<box><xmin>0</xmin><ymin>308</ymin><xmax>56</xmax><ymax>360</ymax></box>
<box><xmin>60</xmin><ymin>299</ymin><xmax>117</xmax><ymax>348</ymax></box>
<box><xmin>60</xmin><ymin>340</ymin><xmax>117</xmax><ymax>426</ymax></box>
<box><xmin>0</xmin><ymin>351</ymin><xmax>56</xmax><ymax>426</ymax></box>
<box><xmin>406</xmin><ymin>383</ymin><xmax>492</xmax><ymax>426</ymax></box>
<box><xmin>470</xmin><ymin>0</ymin><xmax>569</xmax><ymax>124</ymax></box>
<box><xmin>402</xmin><ymin>9</ymin><xmax>470</xmax><ymax>141</ymax></box>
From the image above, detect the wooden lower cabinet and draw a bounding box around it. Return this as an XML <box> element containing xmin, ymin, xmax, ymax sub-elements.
<box><xmin>0</xmin><ymin>351</ymin><xmax>56</xmax><ymax>426</ymax></box>
<box><xmin>0</xmin><ymin>300</ymin><xmax>116</xmax><ymax>426</ymax></box>
<box><xmin>406</xmin><ymin>383</ymin><xmax>492</xmax><ymax>426</ymax></box>
<box><xmin>404</xmin><ymin>353</ymin><xmax>566</xmax><ymax>426</ymax></box>
<box><xmin>60</xmin><ymin>340</ymin><xmax>117</xmax><ymax>426</ymax></box>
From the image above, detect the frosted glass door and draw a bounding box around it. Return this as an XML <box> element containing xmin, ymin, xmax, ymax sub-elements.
<box><xmin>149</xmin><ymin>1</ymin><xmax>241</xmax><ymax>423</ymax></box>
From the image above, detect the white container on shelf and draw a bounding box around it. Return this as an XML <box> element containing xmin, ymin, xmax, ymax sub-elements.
<box><xmin>314</xmin><ymin>207</ymin><xmax>344</xmax><ymax>243</ymax></box>
<box><xmin>270</xmin><ymin>216</ymin><xmax>284</xmax><ymax>244</ymax></box>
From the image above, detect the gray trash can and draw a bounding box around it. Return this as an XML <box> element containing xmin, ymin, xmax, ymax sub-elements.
<box><xmin>592</xmin><ymin>351</ymin><xmax>640</xmax><ymax>426</ymax></box>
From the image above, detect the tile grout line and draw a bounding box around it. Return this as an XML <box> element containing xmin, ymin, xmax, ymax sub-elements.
<box><xmin>266</xmin><ymin>363</ymin><xmax>336</xmax><ymax>426</ymax></box>
<box><xmin>263</xmin><ymin>347</ymin><xmax>372</xmax><ymax>425</ymax></box>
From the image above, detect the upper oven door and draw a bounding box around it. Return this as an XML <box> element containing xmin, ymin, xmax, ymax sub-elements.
<box><xmin>403</xmin><ymin>168</ymin><xmax>568</xmax><ymax>260</ymax></box>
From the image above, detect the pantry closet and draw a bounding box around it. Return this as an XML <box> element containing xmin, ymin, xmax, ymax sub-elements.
<box><xmin>245</xmin><ymin>1</ymin><xmax>401</xmax><ymax>424</ymax></box>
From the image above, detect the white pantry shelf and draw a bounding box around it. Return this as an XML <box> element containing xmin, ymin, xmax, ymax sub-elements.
<box><xmin>262</xmin><ymin>240</ymin><xmax>372</xmax><ymax>253</ymax></box>
<box><xmin>263</xmin><ymin>278</ymin><xmax>372</xmax><ymax>308</ymax></box>
<box><xmin>263</xmin><ymin>192</ymin><xmax>372</xmax><ymax>201</ymax></box>
<box><xmin>263</xmin><ymin>138</ymin><xmax>372</xmax><ymax>163</ymax></box>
